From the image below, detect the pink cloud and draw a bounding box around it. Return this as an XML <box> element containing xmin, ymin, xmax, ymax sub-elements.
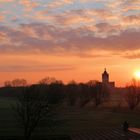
<box><xmin>19</xmin><ymin>0</ymin><xmax>39</xmax><ymax>11</ymax></box>
<box><xmin>0</xmin><ymin>0</ymin><xmax>15</xmax><ymax>3</ymax></box>
<box><xmin>47</xmin><ymin>0</ymin><xmax>74</xmax><ymax>9</ymax></box>
<box><xmin>0</xmin><ymin>32</ymin><xmax>6</xmax><ymax>40</ymax></box>
<box><xmin>34</xmin><ymin>8</ymin><xmax>119</xmax><ymax>27</ymax></box>
<box><xmin>0</xmin><ymin>23</ymin><xmax>140</xmax><ymax>59</ymax></box>
<box><xmin>123</xmin><ymin>50</ymin><xmax>140</xmax><ymax>59</ymax></box>
<box><xmin>123</xmin><ymin>14</ymin><xmax>140</xmax><ymax>26</ymax></box>
<box><xmin>95</xmin><ymin>23</ymin><xmax>121</xmax><ymax>37</ymax></box>
<box><xmin>0</xmin><ymin>15</ymin><xmax>5</xmax><ymax>21</ymax></box>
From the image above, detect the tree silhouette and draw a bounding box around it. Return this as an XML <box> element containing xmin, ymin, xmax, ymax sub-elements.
<box><xmin>66</xmin><ymin>81</ymin><xmax>79</xmax><ymax>106</ymax></box>
<box><xmin>125</xmin><ymin>79</ymin><xmax>140</xmax><ymax>110</ymax></box>
<box><xmin>15</xmin><ymin>85</ymin><xmax>52</xmax><ymax>140</ymax></box>
<box><xmin>4</xmin><ymin>79</ymin><xmax>27</xmax><ymax>87</ymax></box>
<box><xmin>88</xmin><ymin>80</ymin><xmax>110</xmax><ymax>106</ymax></box>
<box><xmin>4</xmin><ymin>81</ymin><xmax>12</xmax><ymax>87</ymax></box>
<box><xmin>78</xmin><ymin>83</ymin><xmax>90</xmax><ymax>107</ymax></box>
<box><xmin>47</xmin><ymin>81</ymin><xmax>65</xmax><ymax>105</ymax></box>
<box><xmin>39</xmin><ymin>77</ymin><xmax>56</xmax><ymax>85</ymax></box>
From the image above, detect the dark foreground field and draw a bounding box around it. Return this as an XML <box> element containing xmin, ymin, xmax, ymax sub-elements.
<box><xmin>0</xmin><ymin>97</ymin><xmax>140</xmax><ymax>139</ymax></box>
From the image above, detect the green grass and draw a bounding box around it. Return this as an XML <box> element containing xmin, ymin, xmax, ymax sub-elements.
<box><xmin>0</xmin><ymin>97</ymin><xmax>140</xmax><ymax>137</ymax></box>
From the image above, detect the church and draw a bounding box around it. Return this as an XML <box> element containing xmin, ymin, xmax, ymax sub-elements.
<box><xmin>101</xmin><ymin>68</ymin><xmax>115</xmax><ymax>88</ymax></box>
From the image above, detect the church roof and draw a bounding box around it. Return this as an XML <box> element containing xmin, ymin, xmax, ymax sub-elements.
<box><xmin>102</xmin><ymin>68</ymin><xmax>109</xmax><ymax>76</ymax></box>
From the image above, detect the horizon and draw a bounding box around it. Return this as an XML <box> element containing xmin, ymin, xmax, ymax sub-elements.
<box><xmin>0</xmin><ymin>68</ymin><xmax>137</xmax><ymax>88</ymax></box>
<box><xmin>0</xmin><ymin>0</ymin><xmax>140</xmax><ymax>87</ymax></box>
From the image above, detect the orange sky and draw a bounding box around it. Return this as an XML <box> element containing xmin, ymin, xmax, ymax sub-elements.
<box><xmin>0</xmin><ymin>0</ymin><xmax>140</xmax><ymax>87</ymax></box>
<box><xmin>0</xmin><ymin>54</ymin><xmax>139</xmax><ymax>87</ymax></box>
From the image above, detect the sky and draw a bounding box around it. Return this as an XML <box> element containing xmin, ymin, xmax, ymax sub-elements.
<box><xmin>0</xmin><ymin>0</ymin><xmax>140</xmax><ymax>87</ymax></box>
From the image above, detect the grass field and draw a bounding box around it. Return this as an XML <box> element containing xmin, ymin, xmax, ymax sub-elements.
<box><xmin>0</xmin><ymin>97</ymin><xmax>140</xmax><ymax>137</ymax></box>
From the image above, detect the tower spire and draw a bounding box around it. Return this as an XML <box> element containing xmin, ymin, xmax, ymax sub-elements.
<box><xmin>102</xmin><ymin>68</ymin><xmax>109</xmax><ymax>83</ymax></box>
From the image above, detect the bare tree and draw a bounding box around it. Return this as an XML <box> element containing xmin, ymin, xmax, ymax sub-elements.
<box><xmin>4</xmin><ymin>79</ymin><xmax>27</xmax><ymax>87</ymax></box>
<box><xmin>78</xmin><ymin>83</ymin><xmax>91</xmax><ymax>107</ymax></box>
<box><xmin>15</xmin><ymin>85</ymin><xmax>52</xmax><ymax>140</ymax></box>
<box><xmin>47</xmin><ymin>81</ymin><xmax>65</xmax><ymax>105</ymax></box>
<box><xmin>125</xmin><ymin>79</ymin><xmax>140</xmax><ymax>110</ymax></box>
<box><xmin>12</xmin><ymin>79</ymin><xmax>27</xmax><ymax>87</ymax></box>
<box><xmin>39</xmin><ymin>77</ymin><xmax>56</xmax><ymax>85</ymax></box>
<box><xmin>87</xmin><ymin>80</ymin><xmax>110</xmax><ymax>106</ymax></box>
<box><xmin>92</xmin><ymin>82</ymin><xmax>103</xmax><ymax>106</ymax></box>
<box><xmin>4</xmin><ymin>81</ymin><xmax>12</xmax><ymax>87</ymax></box>
<box><xmin>66</xmin><ymin>81</ymin><xmax>79</xmax><ymax>106</ymax></box>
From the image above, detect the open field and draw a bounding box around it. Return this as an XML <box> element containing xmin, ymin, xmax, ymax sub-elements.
<box><xmin>0</xmin><ymin>97</ymin><xmax>140</xmax><ymax>138</ymax></box>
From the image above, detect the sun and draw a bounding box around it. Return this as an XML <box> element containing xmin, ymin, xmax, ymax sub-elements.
<box><xmin>134</xmin><ymin>70</ymin><xmax>140</xmax><ymax>79</ymax></box>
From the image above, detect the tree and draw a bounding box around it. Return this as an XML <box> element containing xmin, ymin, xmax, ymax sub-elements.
<box><xmin>88</xmin><ymin>80</ymin><xmax>110</xmax><ymax>106</ymax></box>
<box><xmin>12</xmin><ymin>79</ymin><xmax>27</xmax><ymax>87</ymax></box>
<box><xmin>78</xmin><ymin>83</ymin><xmax>90</xmax><ymax>107</ymax></box>
<box><xmin>15</xmin><ymin>85</ymin><xmax>52</xmax><ymax>140</ymax></box>
<box><xmin>124</xmin><ymin>79</ymin><xmax>140</xmax><ymax>110</ymax></box>
<box><xmin>66</xmin><ymin>81</ymin><xmax>79</xmax><ymax>106</ymax></box>
<box><xmin>91</xmin><ymin>82</ymin><xmax>103</xmax><ymax>106</ymax></box>
<box><xmin>39</xmin><ymin>77</ymin><xmax>56</xmax><ymax>85</ymax></box>
<box><xmin>4</xmin><ymin>79</ymin><xmax>27</xmax><ymax>87</ymax></box>
<box><xmin>47</xmin><ymin>81</ymin><xmax>65</xmax><ymax>105</ymax></box>
<box><xmin>4</xmin><ymin>81</ymin><xmax>12</xmax><ymax>87</ymax></box>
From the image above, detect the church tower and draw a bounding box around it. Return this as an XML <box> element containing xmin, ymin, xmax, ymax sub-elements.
<box><xmin>102</xmin><ymin>68</ymin><xmax>109</xmax><ymax>84</ymax></box>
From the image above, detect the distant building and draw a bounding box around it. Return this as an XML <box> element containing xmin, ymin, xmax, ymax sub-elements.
<box><xmin>102</xmin><ymin>68</ymin><xmax>115</xmax><ymax>88</ymax></box>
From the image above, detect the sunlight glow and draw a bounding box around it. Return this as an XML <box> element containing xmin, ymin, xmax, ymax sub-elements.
<box><xmin>134</xmin><ymin>70</ymin><xmax>140</xmax><ymax>79</ymax></box>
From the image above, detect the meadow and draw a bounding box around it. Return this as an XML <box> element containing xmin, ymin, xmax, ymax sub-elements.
<box><xmin>0</xmin><ymin>97</ymin><xmax>140</xmax><ymax>138</ymax></box>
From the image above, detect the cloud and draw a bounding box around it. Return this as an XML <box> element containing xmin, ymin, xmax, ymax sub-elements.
<box><xmin>19</xmin><ymin>0</ymin><xmax>39</xmax><ymax>11</ymax></box>
<box><xmin>106</xmin><ymin>0</ymin><xmax>123</xmax><ymax>8</ymax></box>
<box><xmin>52</xmin><ymin>11</ymin><xmax>95</xmax><ymax>26</ymax></box>
<box><xmin>0</xmin><ymin>32</ymin><xmax>7</xmax><ymax>41</ymax></box>
<box><xmin>122</xmin><ymin>5</ymin><xmax>140</xmax><ymax>12</ymax></box>
<box><xmin>47</xmin><ymin>0</ymin><xmax>74</xmax><ymax>9</ymax></box>
<box><xmin>79</xmin><ymin>0</ymin><xmax>99</xmax><ymax>3</ymax></box>
<box><xmin>123</xmin><ymin>50</ymin><xmax>140</xmax><ymax>59</ymax></box>
<box><xmin>0</xmin><ymin>0</ymin><xmax>15</xmax><ymax>3</ymax></box>
<box><xmin>0</xmin><ymin>23</ymin><xmax>140</xmax><ymax>59</ymax></box>
<box><xmin>93</xmin><ymin>9</ymin><xmax>118</xmax><ymax>20</ymax></box>
<box><xmin>0</xmin><ymin>15</ymin><xmax>5</xmax><ymax>21</ymax></box>
<box><xmin>34</xmin><ymin>9</ymin><xmax>95</xmax><ymax>27</ymax></box>
<box><xmin>124</xmin><ymin>0</ymin><xmax>140</xmax><ymax>5</ymax></box>
<box><xmin>0</xmin><ymin>64</ymin><xmax>75</xmax><ymax>72</ymax></box>
<box><xmin>123</xmin><ymin>14</ymin><xmax>140</xmax><ymax>26</ymax></box>
<box><xmin>95</xmin><ymin>22</ymin><xmax>121</xmax><ymax>37</ymax></box>
<box><xmin>34</xmin><ymin>9</ymin><xmax>118</xmax><ymax>27</ymax></box>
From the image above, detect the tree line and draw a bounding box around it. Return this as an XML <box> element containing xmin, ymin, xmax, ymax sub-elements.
<box><xmin>1</xmin><ymin>77</ymin><xmax>140</xmax><ymax>140</ymax></box>
<box><xmin>2</xmin><ymin>77</ymin><xmax>140</xmax><ymax>110</ymax></box>
<box><xmin>3</xmin><ymin>77</ymin><xmax>111</xmax><ymax>140</ymax></box>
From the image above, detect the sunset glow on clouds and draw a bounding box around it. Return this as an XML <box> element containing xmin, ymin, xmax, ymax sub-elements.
<box><xmin>0</xmin><ymin>0</ymin><xmax>140</xmax><ymax>86</ymax></box>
